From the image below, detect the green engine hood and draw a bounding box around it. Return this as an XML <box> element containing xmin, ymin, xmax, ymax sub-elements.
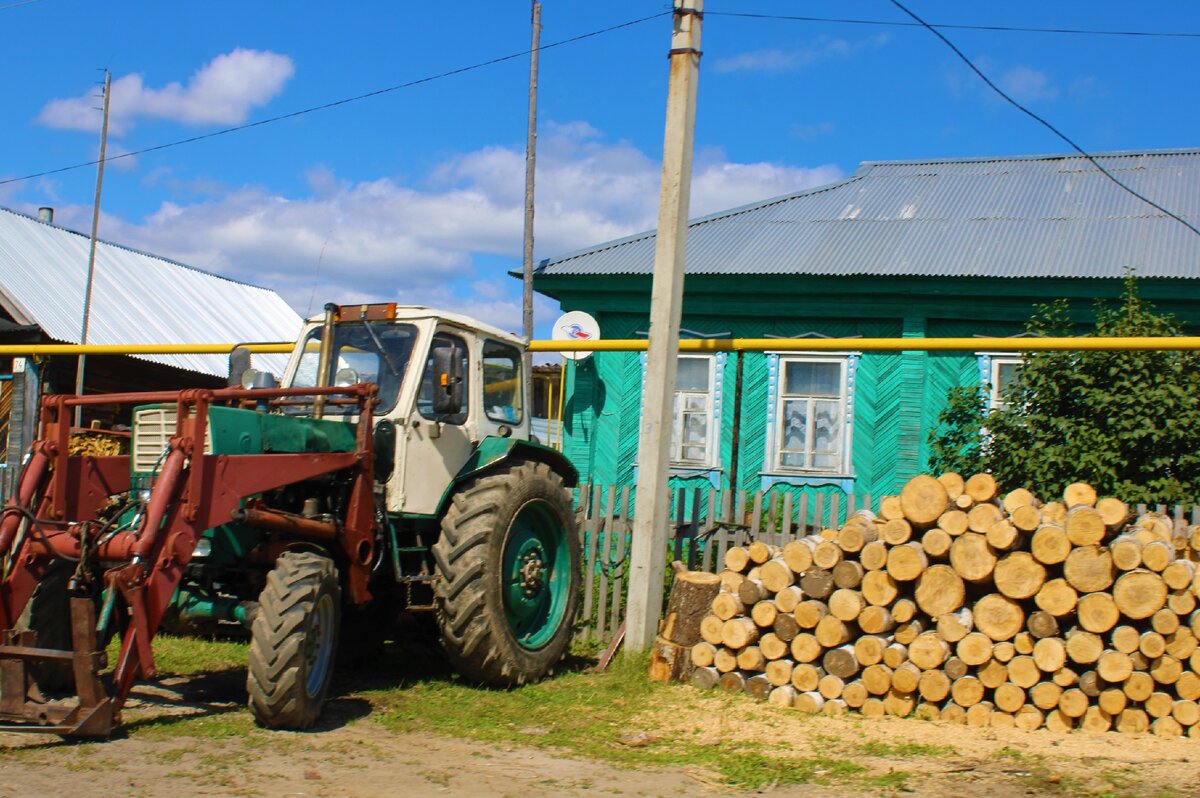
<box><xmin>131</xmin><ymin>404</ymin><xmax>358</xmax><ymax>475</ymax></box>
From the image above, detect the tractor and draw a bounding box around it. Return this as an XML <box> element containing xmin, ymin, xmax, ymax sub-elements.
<box><xmin>0</xmin><ymin>303</ymin><xmax>581</xmax><ymax>735</ymax></box>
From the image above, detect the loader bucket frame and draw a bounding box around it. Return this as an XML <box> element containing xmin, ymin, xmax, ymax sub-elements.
<box><xmin>0</xmin><ymin>383</ymin><xmax>378</xmax><ymax>737</ymax></box>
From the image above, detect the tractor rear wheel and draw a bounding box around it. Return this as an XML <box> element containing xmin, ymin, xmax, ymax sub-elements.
<box><xmin>247</xmin><ymin>551</ymin><xmax>340</xmax><ymax>729</ymax></box>
<box><xmin>432</xmin><ymin>460</ymin><xmax>580</xmax><ymax>686</ymax></box>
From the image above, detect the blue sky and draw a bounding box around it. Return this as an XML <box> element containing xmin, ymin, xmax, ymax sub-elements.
<box><xmin>2</xmin><ymin>1</ymin><xmax>1199</xmax><ymax>339</ymax></box>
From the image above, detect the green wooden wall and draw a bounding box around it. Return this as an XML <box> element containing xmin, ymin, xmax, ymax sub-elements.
<box><xmin>543</xmin><ymin>274</ymin><xmax>1200</xmax><ymax>513</ymax></box>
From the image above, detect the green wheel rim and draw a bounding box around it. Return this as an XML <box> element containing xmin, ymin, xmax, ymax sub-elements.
<box><xmin>502</xmin><ymin>499</ymin><xmax>570</xmax><ymax>650</ymax></box>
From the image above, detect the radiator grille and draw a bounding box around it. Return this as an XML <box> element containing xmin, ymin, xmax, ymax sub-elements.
<box><xmin>132</xmin><ymin>407</ymin><xmax>213</xmax><ymax>472</ymax></box>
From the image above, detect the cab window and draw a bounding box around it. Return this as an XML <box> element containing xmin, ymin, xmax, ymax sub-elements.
<box><xmin>418</xmin><ymin>334</ymin><xmax>469</xmax><ymax>425</ymax></box>
<box><xmin>483</xmin><ymin>341</ymin><xmax>523</xmax><ymax>424</ymax></box>
<box><xmin>292</xmin><ymin>322</ymin><xmax>417</xmax><ymax>415</ymax></box>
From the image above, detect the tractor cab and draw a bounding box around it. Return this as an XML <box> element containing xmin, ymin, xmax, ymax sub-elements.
<box><xmin>268</xmin><ymin>303</ymin><xmax>538</xmax><ymax>515</ymax></box>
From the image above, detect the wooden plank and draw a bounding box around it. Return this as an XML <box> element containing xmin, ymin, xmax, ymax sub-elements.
<box><xmin>701</xmin><ymin>489</ymin><xmax>718</xmax><ymax>572</ymax></box>
<box><xmin>831</xmin><ymin>491</ymin><xmax>842</xmax><ymax>528</ymax></box>
<box><xmin>750</xmin><ymin>491</ymin><xmax>764</xmax><ymax>540</ymax></box>
<box><xmin>798</xmin><ymin>492</ymin><xmax>809</xmax><ymax>536</ymax></box>
<box><xmin>672</xmin><ymin>488</ymin><xmax>685</xmax><ymax>564</ymax></box>
<box><xmin>610</xmin><ymin>487</ymin><xmax>631</xmax><ymax>635</ymax></box>
<box><xmin>814</xmin><ymin>492</ymin><xmax>826</xmax><ymax>532</ymax></box>
<box><xmin>716</xmin><ymin>503</ymin><xmax>732</xmax><ymax>571</ymax></box>
<box><xmin>580</xmin><ymin>483</ymin><xmax>603</xmax><ymax>642</ymax></box>
<box><xmin>689</xmin><ymin>489</ymin><xmax>702</xmax><ymax>569</ymax></box>
<box><xmin>766</xmin><ymin>492</ymin><xmax>779</xmax><ymax>548</ymax></box>
<box><xmin>782</xmin><ymin>492</ymin><xmax>794</xmax><ymax>539</ymax></box>
<box><xmin>735</xmin><ymin>490</ymin><xmax>748</xmax><ymax>548</ymax></box>
<box><xmin>596</xmin><ymin>486</ymin><xmax>615</xmax><ymax>643</ymax></box>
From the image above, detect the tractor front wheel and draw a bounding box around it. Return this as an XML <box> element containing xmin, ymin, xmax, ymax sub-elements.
<box><xmin>247</xmin><ymin>551</ymin><xmax>340</xmax><ymax>729</ymax></box>
<box><xmin>432</xmin><ymin>460</ymin><xmax>580</xmax><ymax>686</ymax></box>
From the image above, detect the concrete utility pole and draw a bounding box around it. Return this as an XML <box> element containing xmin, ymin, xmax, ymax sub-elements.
<box><xmin>625</xmin><ymin>0</ymin><xmax>703</xmax><ymax>653</ymax></box>
<box><xmin>74</xmin><ymin>69</ymin><xmax>111</xmax><ymax>427</ymax></box>
<box><xmin>522</xmin><ymin>2</ymin><xmax>542</xmax><ymax>387</ymax></box>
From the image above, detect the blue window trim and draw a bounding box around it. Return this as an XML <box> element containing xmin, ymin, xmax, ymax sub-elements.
<box><xmin>762</xmin><ymin>352</ymin><xmax>859</xmax><ymax>485</ymax></box>
<box><xmin>632</xmin><ymin>463</ymin><xmax>723</xmax><ymax>488</ymax></box>
<box><xmin>636</xmin><ymin>341</ymin><xmax>726</xmax><ymax>481</ymax></box>
<box><xmin>759</xmin><ymin>473</ymin><xmax>856</xmax><ymax>492</ymax></box>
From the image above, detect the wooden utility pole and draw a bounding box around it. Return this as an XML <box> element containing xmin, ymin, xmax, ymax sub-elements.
<box><xmin>522</xmin><ymin>2</ymin><xmax>541</xmax><ymax>384</ymax></box>
<box><xmin>625</xmin><ymin>0</ymin><xmax>703</xmax><ymax>653</ymax></box>
<box><xmin>74</xmin><ymin>69</ymin><xmax>111</xmax><ymax>427</ymax></box>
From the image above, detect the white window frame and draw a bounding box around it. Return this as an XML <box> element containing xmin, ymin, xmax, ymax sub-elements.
<box><xmin>770</xmin><ymin>354</ymin><xmax>851</xmax><ymax>475</ymax></box>
<box><xmin>983</xmin><ymin>355</ymin><xmax>1023</xmax><ymax>411</ymax></box>
<box><xmin>670</xmin><ymin>354</ymin><xmax>718</xmax><ymax>468</ymax></box>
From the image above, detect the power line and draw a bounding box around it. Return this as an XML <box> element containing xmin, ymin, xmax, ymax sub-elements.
<box><xmin>706</xmin><ymin>10</ymin><xmax>1200</xmax><ymax>39</ymax></box>
<box><xmin>888</xmin><ymin>0</ymin><xmax>1200</xmax><ymax>239</ymax></box>
<box><xmin>0</xmin><ymin>11</ymin><xmax>669</xmax><ymax>188</ymax></box>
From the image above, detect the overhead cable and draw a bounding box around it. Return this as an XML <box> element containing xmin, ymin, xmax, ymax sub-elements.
<box><xmin>0</xmin><ymin>11</ymin><xmax>669</xmax><ymax>187</ymax></box>
<box><xmin>889</xmin><ymin>0</ymin><xmax>1200</xmax><ymax>239</ymax></box>
<box><xmin>706</xmin><ymin>11</ymin><xmax>1200</xmax><ymax>39</ymax></box>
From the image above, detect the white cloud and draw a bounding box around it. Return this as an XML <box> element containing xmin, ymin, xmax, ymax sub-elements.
<box><xmin>947</xmin><ymin>58</ymin><xmax>1063</xmax><ymax>106</ymax></box>
<box><xmin>790</xmin><ymin>122</ymin><xmax>837</xmax><ymax>141</ymax></box>
<box><xmin>997</xmin><ymin>66</ymin><xmax>1059</xmax><ymax>103</ymax></box>
<box><xmin>45</xmin><ymin>124</ymin><xmax>841</xmax><ymax>333</ymax></box>
<box><xmin>38</xmin><ymin>49</ymin><xmax>294</xmax><ymax>134</ymax></box>
<box><xmin>713</xmin><ymin>34</ymin><xmax>890</xmax><ymax>74</ymax></box>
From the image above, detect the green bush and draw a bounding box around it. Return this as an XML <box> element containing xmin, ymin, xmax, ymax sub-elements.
<box><xmin>928</xmin><ymin>276</ymin><xmax>1200</xmax><ymax>504</ymax></box>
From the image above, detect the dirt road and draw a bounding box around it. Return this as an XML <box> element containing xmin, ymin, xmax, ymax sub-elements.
<box><xmin>1</xmin><ymin>670</ymin><xmax>1198</xmax><ymax>797</ymax></box>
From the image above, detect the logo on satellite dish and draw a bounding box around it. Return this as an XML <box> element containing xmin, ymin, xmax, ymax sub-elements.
<box><xmin>551</xmin><ymin>311</ymin><xmax>600</xmax><ymax>361</ymax></box>
<box><xmin>561</xmin><ymin>322</ymin><xmax>594</xmax><ymax>340</ymax></box>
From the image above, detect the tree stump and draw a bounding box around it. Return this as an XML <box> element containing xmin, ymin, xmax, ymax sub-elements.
<box><xmin>649</xmin><ymin>565</ymin><xmax>723</xmax><ymax>682</ymax></box>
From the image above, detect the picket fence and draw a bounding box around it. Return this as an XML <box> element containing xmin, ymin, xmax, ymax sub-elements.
<box><xmin>573</xmin><ymin>483</ymin><xmax>1200</xmax><ymax>646</ymax></box>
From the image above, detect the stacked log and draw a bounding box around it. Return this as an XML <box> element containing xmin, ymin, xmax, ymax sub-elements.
<box><xmin>689</xmin><ymin>475</ymin><xmax>1200</xmax><ymax>738</ymax></box>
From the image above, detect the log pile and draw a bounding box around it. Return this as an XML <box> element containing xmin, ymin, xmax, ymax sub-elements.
<box><xmin>689</xmin><ymin>473</ymin><xmax>1200</xmax><ymax>737</ymax></box>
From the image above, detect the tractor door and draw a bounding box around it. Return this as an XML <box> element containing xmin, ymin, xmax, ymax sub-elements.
<box><xmin>398</xmin><ymin>331</ymin><xmax>473</xmax><ymax>514</ymax></box>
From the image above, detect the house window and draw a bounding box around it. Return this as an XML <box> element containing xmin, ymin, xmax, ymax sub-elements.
<box><xmin>774</xmin><ymin>357</ymin><xmax>848</xmax><ymax>473</ymax></box>
<box><xmin>671</xmin><ymin>355</ymin><xmax>716</xmax><ymax>467</ymax></box>
<box><xmin>989</xmin><ymin>357</ymin><xmax>1022</xmax><ymax>411</ymax></box>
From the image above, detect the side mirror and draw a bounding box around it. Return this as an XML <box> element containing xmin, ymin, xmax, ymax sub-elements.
<box><xmin>431</xmin><ymin>344</ymin><xmax>464</xmax><ymax>416</ymax></box>
<box><xmin>228</xmin><ymin>346</ymin><xmax>252</xmax><ymax>387</ymax></box>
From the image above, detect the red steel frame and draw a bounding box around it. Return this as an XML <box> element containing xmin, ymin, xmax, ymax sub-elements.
<box><xmin>0</xmin><ymin>383</ymin><xmax>378</xmax><ymax>735</ymax></box>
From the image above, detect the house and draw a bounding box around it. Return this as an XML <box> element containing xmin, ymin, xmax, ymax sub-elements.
<box><xmin>0</xmin><ymin>206</ymin><xmax>302</xmax><ymax>476</ymax></box>
<box><xmin>531</xmin><ymin>149</ymin><xmax>1200</xmax><ymax>513</ymax></box>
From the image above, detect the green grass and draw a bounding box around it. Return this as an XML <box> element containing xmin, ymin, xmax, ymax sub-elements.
<box><xmin>857</xmin><ymin>741</ymin><xmax>956</xmax><ymax>758</ymax></box>
<box><xmin>129</xmin><ymin>634</ymin><xmax>249</xmax><ymax>676</ymax></box>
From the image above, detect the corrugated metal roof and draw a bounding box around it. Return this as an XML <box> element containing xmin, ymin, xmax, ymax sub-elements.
<box><xmin>536</xmin><ymin>149</ymin><xmax>1200</xmax><ymax>280</ymax></box>
<box><xmin>0</xmin><ymin>207</ymin><xmax>302</xmax><ymax>377</ymax></box>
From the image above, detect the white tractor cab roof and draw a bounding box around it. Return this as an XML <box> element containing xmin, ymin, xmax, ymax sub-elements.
<box><xmin>302</xmin><ymin>304</ymin><xmax>526</xmax><ymax>348</ymax></box>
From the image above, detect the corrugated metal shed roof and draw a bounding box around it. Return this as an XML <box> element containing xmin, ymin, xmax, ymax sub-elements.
<box><xmin>0</xmin><ymin>207</ymin><xmax>302</xmax><ymax>377</ymax></box>
<box><xmin>536</xmin><ymin>149</ymin><xmax>1200</xmax><ymax>281</ymax></box>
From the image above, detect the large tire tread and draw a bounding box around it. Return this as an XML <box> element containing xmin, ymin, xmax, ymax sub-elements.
<box><xmin>246</xmin><ymin>551</ymin><xmax>340</xmax><ymax>729</ymax></box>
<box><xmin>433</xmin><ymin>460</ymin><xmax>580</xmax><ymax>687</ymax></box>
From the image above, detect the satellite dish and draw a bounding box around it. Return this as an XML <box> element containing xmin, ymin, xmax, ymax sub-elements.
<box><xmin>551</xmin><ymin>311</ymin><xmax>600</xmax><ymax>361</ymax></box>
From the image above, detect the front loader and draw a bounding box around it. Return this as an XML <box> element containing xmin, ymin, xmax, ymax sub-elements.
<box><xmin>0</xmin><ymin>303</ymin><xmax>580</xmax><ymax>736</ymax></box>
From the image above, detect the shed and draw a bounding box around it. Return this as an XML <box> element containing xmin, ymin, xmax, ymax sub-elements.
<box><xmin>0</xmin><ymin>206</ymin><xmax>302</xmax><ymax>475</ymax></box>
